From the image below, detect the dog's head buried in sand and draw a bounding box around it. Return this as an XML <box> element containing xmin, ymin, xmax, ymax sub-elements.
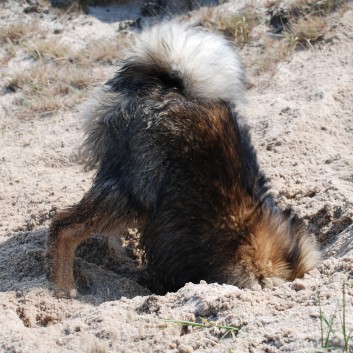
<box><xmin>47</xmin><ymin>22</ymin><xmax>321</xmax><ymax>297</ymax></box>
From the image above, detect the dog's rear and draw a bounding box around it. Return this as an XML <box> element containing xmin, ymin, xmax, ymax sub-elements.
<box><xmin>47</xmin><ymin>22</ymin><xmax>320</xmax><ymax>297</ymax></box>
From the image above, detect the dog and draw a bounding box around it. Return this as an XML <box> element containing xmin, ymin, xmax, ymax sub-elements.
<box><xmin>47</xmin><ymin>22</ymin><xmax>321</xmax><ymax>297</ymax></box>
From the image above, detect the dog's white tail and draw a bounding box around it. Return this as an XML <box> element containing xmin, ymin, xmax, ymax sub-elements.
<box><xmin>129</xmin><ymin>22</ymin><xmax>245</xmax><ymax>105</ymax></box>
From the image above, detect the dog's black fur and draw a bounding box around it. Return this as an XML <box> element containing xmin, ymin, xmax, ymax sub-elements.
<box><xmin>47</xmin><ymin>23</ymin><xmax>320</xmax><ymax>297</ymax></box>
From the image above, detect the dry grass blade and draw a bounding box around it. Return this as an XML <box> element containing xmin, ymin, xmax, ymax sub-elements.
<box><xmin>289</xmin><ymin>15</ymin><xmax>326</xmax><ymax>46</ymax></box>
<box><xmin>7</xmin><ymin>63</ymin><xmax>93</xmax><ymax>116</ymax></box>
<box><xmin>26</xmin><ymin>39</ymin><xmax>74</xmax><ymax>62</ymax></box>
<box><xmin>212</xmin><ymin>6</ymin><xmax>260</xmax><ymax>46</ymax></box>
<box><xmin>0</xmin><ymin>21</ymin><xmax>39</xmax><ymax>44</ymax></box>
<box><xmin>77</xmin><ymin>35</ymin><xmax>132</xmax><ymax>65</ymax></box>
<box><xmin>255</xmin><ymin>37</ymin><xmax>296</xmax><ymax>73</ymax></box>
<box><xmin>24</xmin><ymin>95</ymin><xmax>64</xmax><ymax>115</ymax></box>
<box><xmin>262</xmin><ymin>0</ymin><xmax>351</xmax><ymax>72</ymax></box>
<box><xmin>163</xmin><ymin>318</ymin><xmax>242</xmax><ymax>342</ymax></box>
<box><xmin>317</xmin><ymin>282</ymin><xmax>353</xmax><ymax>352</ymax></box>
<box><xmin>63</xmin><ymin>67</ymin><xmax>92</xmax><ymax>90</ymax></box>
<box><xmin>291</xmin><ymin>0</ymin><xmax>348</xmax><ymax>16</ymax></box>
<box><xmin>2</xmin><ymin>28</ymin><xmax>130</xmax><ymax>117</ymax></box>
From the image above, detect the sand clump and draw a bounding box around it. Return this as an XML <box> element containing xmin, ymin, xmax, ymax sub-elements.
<box><xmin>0</xmin><ymin>0</ymin><xmax>352</xmax><ymax>352</ymax></box>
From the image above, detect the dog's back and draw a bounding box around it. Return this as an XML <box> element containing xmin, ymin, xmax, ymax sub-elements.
<box><xmin>47</xmin><ymin>22</ymin><xmax>320</xmax><ymax>297</ymax></box>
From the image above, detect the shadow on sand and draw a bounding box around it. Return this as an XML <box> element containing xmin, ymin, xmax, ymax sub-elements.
<box><xmin>84</xmin><ymin>0</ymin><xmax>219</xmax><ymax>24</ymax></box>
<box><xmin>0</xmin><ymin>228</ymin><xmax>150</xmax><ymax>303</ymax></box>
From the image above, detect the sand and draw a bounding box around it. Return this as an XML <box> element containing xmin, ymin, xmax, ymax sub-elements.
<box><xmin>0</xmin><ymin>1</ymin><xmax>352</xmax><ymax>352</ymax></box>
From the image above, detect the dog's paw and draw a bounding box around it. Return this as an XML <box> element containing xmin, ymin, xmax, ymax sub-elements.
<box><xmin>260</xmin><ymin>276</ymin><xmax>284</xmax><ymax>289</ymax></box>
<box><xmin>54</xmin><ymin>286</ymin><xmax>78</xmax><ymax>299</ymax></box>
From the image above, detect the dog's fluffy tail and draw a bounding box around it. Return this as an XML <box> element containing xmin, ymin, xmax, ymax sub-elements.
<box><xmin>81</xmin><ymin>22</ymin><xmax>245</xmax><ymax>169</ymax></box>
<box><xmin>126</xmin><ymin>22</ymin><xmax>245</xmax><ymax>105</ymax></box>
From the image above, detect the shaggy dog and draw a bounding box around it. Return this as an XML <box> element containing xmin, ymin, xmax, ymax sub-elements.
<box><xmin>47</xmin><ymin>22</ymin><xmax>321</xmax><ymax>297</ymax></box>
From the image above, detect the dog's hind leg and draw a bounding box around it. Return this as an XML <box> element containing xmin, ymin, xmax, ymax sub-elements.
<box><xmin>46</xmin><ymin>187</ymin><xmax>136</xmax><ymax>298</ymax></box>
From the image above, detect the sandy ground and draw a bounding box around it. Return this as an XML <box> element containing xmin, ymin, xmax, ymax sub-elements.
<box><xmin>0</xmin><ymin>1</ymin><xmax>352</xmax><ymax>352</ymax></box>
